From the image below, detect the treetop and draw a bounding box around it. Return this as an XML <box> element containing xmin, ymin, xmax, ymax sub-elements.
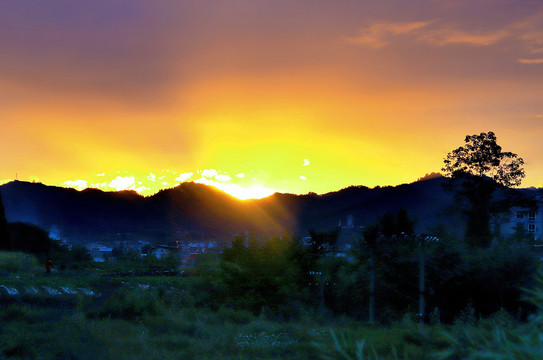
<box><xmin>442</xmin><ymin>131</ymin><xmax>525</xmax><ymax>187</ymax></box>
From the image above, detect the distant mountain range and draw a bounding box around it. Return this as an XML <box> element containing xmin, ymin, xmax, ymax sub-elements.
<box><xmin>1</xmin><ymin>175</ymin><xmax>540</xmax><ymax>245</ymax></box>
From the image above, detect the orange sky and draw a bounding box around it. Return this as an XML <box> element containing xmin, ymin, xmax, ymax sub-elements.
<box><xmin>1</xmin><ymin>1</ymin><xmax>542</xmax><ymax>198</ymax></box>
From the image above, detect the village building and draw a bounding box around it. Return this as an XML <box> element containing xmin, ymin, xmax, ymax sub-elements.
<box><xmin>497</xmin><ymin>197</ymin><xmax>543</xmax><ymax>242</ymax></box>
<box><xmin>86</xmin><ymin>243</ymin><xmax>113</xmax><ymax>262</ymax></box>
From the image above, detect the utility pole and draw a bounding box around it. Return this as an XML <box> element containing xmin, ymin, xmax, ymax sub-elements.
<box><xmin>369</xmin><ymin>246</ymin><xmax>375</xmax><ymax>324</ymax></box>
<box><xmin>418</xmin><ymin>235</ymin><xmax>438</xmax><ymax>324</ymax></box>
<box><xmin>418</xmin><ymin>236</ymin><xmax>425</xmax><ymax>324</ymax></box>
<box><xmin>364</xmin><ymin>228</ymin><xmax>380</xmax><ymax>324</ymax></box>
<box><xmin>319</xmin><ymin>272</ymin><xmax>325</xmax><ymax>317</ymax></box>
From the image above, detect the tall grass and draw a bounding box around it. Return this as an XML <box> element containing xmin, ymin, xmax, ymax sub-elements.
<box><xmin>0</xmin><ymin>271</ymin><xmax>329</xmax><ymax>359</ymax></box>
<box><xmin>3</xmin><ymin>252</ymin><xmax>543</xmax><ymax>359</ymax></box>
<box><xmin>434</xmin><ymin>269</ymin><xmax>543</xmax><ymax>359</ymax></box>
<box><xmin>314</xmin><ymin>322</ymin><xmax>449</xmax><ymax>360</ymax></box>
<box><xmin>0</xmin><ymin>251</ymin><xmax>40</xmax><ymax>274</ymax></box>
<box><xmin>313</xmin><ymin>267</ymin><xmax>543</xmax><ymax>360</ymax></box>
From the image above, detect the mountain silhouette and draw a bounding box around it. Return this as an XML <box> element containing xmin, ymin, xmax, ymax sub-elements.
<box><xmin>0</xmin><ymin>175</ymin><xmax>487</xmax><ymax>246</ymax></box>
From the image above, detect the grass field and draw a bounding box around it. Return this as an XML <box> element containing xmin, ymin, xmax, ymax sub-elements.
<box><xmin>0</xmin><ymin>251</ymin><xmax>540</xmax><ymax>360</ymax></box>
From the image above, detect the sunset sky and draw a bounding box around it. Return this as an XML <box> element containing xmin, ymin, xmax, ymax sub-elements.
<box><xmin>1</xmin><ymin>0</ymin><xmax>542</xmax><ymax>199</ymax></box>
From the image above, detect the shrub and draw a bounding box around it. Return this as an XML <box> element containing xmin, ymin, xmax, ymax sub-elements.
<box><xmin>0</xmin><ymin>251</ymin><xmax>40</xmax><ymax>273</ymax></box>
<box><xmin>215</xmin><ymin>306</ymin><xmax>255</xmax><ymax>324</ymax></box>
<box><xmin>437</xmin><ymin>268</ymin><xmax>543</xmax><ymax>359</ymax></box>
<box><xmin>314</xmin><ymin>330</ymin><xmax>393</xmax><ymax>360</ymax></box>
<box><xmin>7</xmin><ymin>222</ymin><xmax>54</xmax><ymax>255</ymax></box>
<box><xmin>86</xmin><ymin>288</ymin><xmax>164</xmax><ymax>320</ymax></box>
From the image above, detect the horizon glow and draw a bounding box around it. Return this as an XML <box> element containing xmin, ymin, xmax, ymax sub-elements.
<box><xmin>1</xmin><ymin>1</ymin><xmax>543</xmax><ymax>198</ymax></box>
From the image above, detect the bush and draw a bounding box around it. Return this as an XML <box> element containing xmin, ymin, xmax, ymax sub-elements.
<box><xmin>0</xmin><ymin>304</ymin><xmax>44</xmax><ymax>323</ymax></box>
<box><xmin>0</xmin><ymin>251</ymin><xmax>40</xmax><ymax>273</ymax></box>
<box><xmin>217</xmin><ymin>235</ymin><xmax>308</xmax><ymax>316</ymax></box>
<box><xmin>437</xmin><ymin>268</ymin><xmax>543</xmax><ymax>359</ymax></box>
<box><xmin>215</xmin><ymin>306</ymin><xmax>255</xmax><ymax>324</ymax></box>
<box><xmin>349</xmin><ymin>234</ymin><xmax>538</xmax><ymax>323</ymax></box>
<box><xmin>86</xmin><ymin>288</ymin><xmax>164</xmax><ymax>320</ymax></box>
<box><xmin>53</xmin><ymin>246</ymin><xmax>92</xmax><ymax>270</ymax></box>
<box><xmin>8</xmin><ymin>222</ymin><xmax>54</xmax><ymax>255</ymax></box>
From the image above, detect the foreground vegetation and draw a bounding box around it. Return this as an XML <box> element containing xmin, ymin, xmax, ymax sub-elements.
<box><xmin>2</xmin><ymin>250</ymin><xmax>543</xmax><ymax>360</ymax></box>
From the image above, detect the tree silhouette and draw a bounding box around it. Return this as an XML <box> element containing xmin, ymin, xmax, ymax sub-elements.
<box><xmin>443</xmin><ymin>131</ymin><xmax>525</xmax><ymax>187</ymax></box>
<box><xmin>0</xmin><ymin>191</ymin><xmax>9</xmax><ymax>250</ymax></box>
<box><xmin>8</xmin><ymin>222</ymin><xmax>54</xmax><ymax>255</ymax></box>
<box><xmin>442</xmin><ymin>131</ymin><xmax>525</xmax><ymax>247</ymax></box>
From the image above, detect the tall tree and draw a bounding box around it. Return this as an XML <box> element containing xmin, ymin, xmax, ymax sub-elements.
<box><xmin>443</xmin><ymin>131</ymin><xmax>525</xmax><ymax>187</ymax></box>
<box><xmin>442</xmin><ymin>131</ymin><xmax>525</xmax><ymax>247</ymax></box>
<box><xmin>0</xmin><ymin>191</ymin><xmax>9</xmax><ymax>250</ymax></box>
<box><xmin>8</xmin><ymin>222</ymin><xmax>54</xmax><ymax>254</ymax></box>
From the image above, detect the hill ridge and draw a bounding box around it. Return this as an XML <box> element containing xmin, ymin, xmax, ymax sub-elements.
<box><xmin>0</xmin><ymin>175</ymin><xmax>469</xmax><ymax>245</ymax></box>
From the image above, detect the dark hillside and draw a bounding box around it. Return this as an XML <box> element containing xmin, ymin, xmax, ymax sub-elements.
<box><xmin>0</xmin><ymin>181</ymin><xmax>148</xmax><ymax>243</ymax></box>
<box><xmin>0</xmin><ymin>175</ymin><xmax>502</xmax><ymax>245</ymax></box>
<box><xmin>293</xmin><ymin>176</ymin><xmax>460</xmax><ymax>234</ymax></box>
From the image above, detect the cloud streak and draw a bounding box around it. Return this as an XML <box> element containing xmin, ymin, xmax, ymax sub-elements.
<box><xmin>347</xmin><ymin>21</ymin><xmax>434</xmax><ymax>47</ymax></box>
<box><xmin>349</xmin><ymin>20</ymin><xmax>510</xmax><ymax>47</ymax></box>
<box><xmin>517</xmin><ymin>58</ymin><xmax>543</xmax><ymax>64</ymax></box>
<box><xmin>419</xmin><ymin>28</ymin><xmax>508</xmax><ymax>46</ymax></box>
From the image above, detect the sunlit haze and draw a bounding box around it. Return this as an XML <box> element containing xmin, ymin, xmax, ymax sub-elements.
<box><xmin>61</xmin><ymin>170</ymin><xmax>276</xmax><ymax>199</ymax></box>
<box><xmin>1</xmin><ymin>1</ymin><xmax>543</xmax><ymax>199</ymax></box>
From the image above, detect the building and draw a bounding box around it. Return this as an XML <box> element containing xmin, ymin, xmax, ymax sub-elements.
<box><xmin>497</xmin><ymin>198</ymin><xmax>543</xmax><ymax>242</ymax></box>
<box><xmin>86</xmin><ymin>243</ymin><xmax>113</xmax><ymax>262</ymax></box>
<box><xmin>149</xmin><ymin>245</ymin><xmax>180</xmax><ymax>260</ymax></box>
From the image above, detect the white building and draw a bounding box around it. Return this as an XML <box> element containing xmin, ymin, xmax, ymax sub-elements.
<box><xmin>497</xmin><ymin>199</ymin><xmax>543</xmax><ymax>242</ymax></box>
